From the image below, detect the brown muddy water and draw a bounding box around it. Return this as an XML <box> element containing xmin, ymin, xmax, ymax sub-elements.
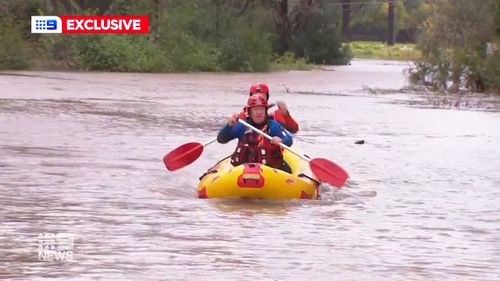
<box><xmin>0</xmin><ymin>60</ymin><xmax>499</xmax><ymax>280</ymax></box>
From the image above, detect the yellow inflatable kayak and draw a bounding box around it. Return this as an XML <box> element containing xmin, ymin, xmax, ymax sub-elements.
<box><xmin>197</xmin><ymin>150</ymin><xmax>320</xmax><ymax>200</ymax></box>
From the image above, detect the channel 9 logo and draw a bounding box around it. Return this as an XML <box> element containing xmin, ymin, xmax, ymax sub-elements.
<box><xmin>31</xmin><ymin>16</ymin><xmax>62</xmax><ymax>33</ymax></box>
<box><xmin>30</xmin><ymin>15</ymin><xmax>148</xmax><ymax>34</ymax></box>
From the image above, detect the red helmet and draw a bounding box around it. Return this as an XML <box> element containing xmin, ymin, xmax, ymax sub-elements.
<box><xmin>246</xmin><ymin>94</ymin><xmax>268</xmax><ymax>109</ymax></box>
<box><xmin>249</xmin><ymin>82</ymin><xmax>269</xmax><ymax>99</ymax></box>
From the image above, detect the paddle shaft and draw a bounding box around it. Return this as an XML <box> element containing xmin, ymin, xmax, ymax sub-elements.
<box><xmin>238</xmin><ymin>119</ymin><xmax>310</xmax><ymax>162</ymax></box>
<box><xmin>199</xmin><ymin>105</ymin><xmax>274</xmax><ymax>146</ymax></box>
<box><xmin>203</xmin><ymin>138</ymin><xmax>217</xmax><ymax>147</ymax></box>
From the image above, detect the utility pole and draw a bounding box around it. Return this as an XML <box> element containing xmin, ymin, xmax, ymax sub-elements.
<box><xmin>388</xmin><ymin>0</ymin><xmax>395</xmax><ymax>45</ymax></box>
<box><xmin>340</xmin><ymin>0</ymin><xmax>351</xmax><ymax>41</ymax></box>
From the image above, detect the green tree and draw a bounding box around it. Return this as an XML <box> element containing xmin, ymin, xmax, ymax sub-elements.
<box><xmin>0</xmin><ymin>17</ymin><xmax>32</xmax><ymax>69</ymax></box>
<box><xmin>411</xmin><ymin>0</ymin><xmax>499</xmax><ymax>92</ymax></box>
<box><xmin>495</xmin><ymin>0</ymin><xmax>500</xmax><ymax>37</ymax></box>
<box><xmin>291</xmin><ymin>1</ymin><xmax>350</xmax><ymax>64</ymax></box>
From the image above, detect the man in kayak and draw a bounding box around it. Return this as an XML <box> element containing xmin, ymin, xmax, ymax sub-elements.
<box><xmin>239</xmin><ymin>82</ymin><xmax>299</xmax><ymax>133</ymax></box>
<box><xmin>218</xmin><ymin>94</ymin><xmax>293</xmax><ymax>173</ymax></box>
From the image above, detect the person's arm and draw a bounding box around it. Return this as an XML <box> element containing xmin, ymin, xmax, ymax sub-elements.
<box><xmin>217</xmin><ymin>122</ymin><xmax>244</xmax><ymax>144</ymax></box>
<box><xmin>269</xmin><ymin>120</ymin><xmax>293</xmax><ymax>147</ymax></box>
<box><xmin>217</xmin><ymin>124</ymin><xmax>233</xmax><ymax>144</ymax></box>
<box><xmin>273</xmin><ymin>110</ymin><xmax>299</xmax><ymax>133</ymax></box>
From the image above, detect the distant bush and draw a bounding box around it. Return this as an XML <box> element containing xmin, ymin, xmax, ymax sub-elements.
<box><xmin>217</xmin><ymin>26</ymin><xmax>273</xmax><ymax>72</ymax></box>
<box><xmin>483</xmin><ymin>52</ymin><xmax>500</xmax><ymax>91</ymax></box>
<box><xmin>271</xmin><ymin>52</ymin><xmax>313</xmax><ymax>71</ymax></box>
<box><xmin>0</xmin><ymin>18</ymin><xmax>32</xmax><ymax>70</ymax></box>
<box><xmin>161</xmin><ymin>33</ymin><xmax>219</xmax><ymax>72</ymax></box>
<box><xmin>71</xmin><ymin>35</ymin><xmax>171</xmax><ymax>72</ymax></box>
<box><xmin>217</xmin><ymin>34</ymin><xmax>250</xmax><ymax>72</ymax></box>
<box><xmin>410</xmin><ymin>0</ymin><xmax>499</xmax><ymax>93</ymax></box>
<box><xmin>156</xmin><ymin>3</ymin><xmax>219</xmax><ymax>72</ymax></box>
<box><xmin>291</xmin><ymin>6</ymin><xmax>351</xmax><ymax>65</ymax></box>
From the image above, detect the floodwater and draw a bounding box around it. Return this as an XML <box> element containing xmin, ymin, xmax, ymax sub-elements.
<box><xmin>0</xmin><ymin>60</ymin><xmax>499</xmax><ymax>280</ymax></box>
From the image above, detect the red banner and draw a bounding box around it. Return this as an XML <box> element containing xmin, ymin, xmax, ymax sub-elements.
<box><xmin>60</xmin><ymin>16</ymin><xmax>149</xmax><ymax>34</ymax></box>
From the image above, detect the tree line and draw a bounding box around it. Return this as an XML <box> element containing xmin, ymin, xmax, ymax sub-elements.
<box><xmin>0</xmin><ymin>0</ymin><xmax>430</xmax><ymax>72</ymax></box>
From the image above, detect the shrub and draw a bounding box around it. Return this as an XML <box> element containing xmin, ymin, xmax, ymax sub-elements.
<box><xmin>0</xmin><ymin>18</ymin><xmax>32</xmax><ymax>70</ymax></box>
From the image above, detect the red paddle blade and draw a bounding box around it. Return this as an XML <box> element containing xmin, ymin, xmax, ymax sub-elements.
<box><xmin>163</xmin><ymin>142</ymin><xmax>204</xmax><ymax>171</ymax></box>
<box><xmin>310</xmin><ymin>158</ymin><xmax>349</xmax><ymax>188</ymax></box>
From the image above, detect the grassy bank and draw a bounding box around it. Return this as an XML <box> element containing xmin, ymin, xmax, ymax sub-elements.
<box><xmin>348</xmin><ymin>41</ymin><xmax>421</xmax><ymax>61</ymax></box>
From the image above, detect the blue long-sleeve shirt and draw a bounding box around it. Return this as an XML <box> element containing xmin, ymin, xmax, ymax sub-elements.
<box><xmin>217</xmin><ymin>119</ymin><xmax>293</xmax><ymax>147</ymax></box>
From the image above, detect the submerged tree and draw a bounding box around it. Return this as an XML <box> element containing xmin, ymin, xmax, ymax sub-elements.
<box><xmin>411</xmin><ymin>0</ymin><xmax>499</xmax><ymax>93</ymax></box>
